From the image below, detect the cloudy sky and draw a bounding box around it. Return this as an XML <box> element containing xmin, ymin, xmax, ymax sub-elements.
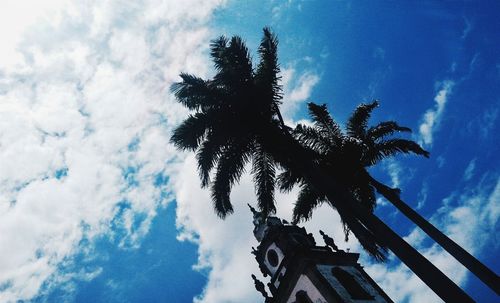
<box><xmin>0</xmin><ymin>1</ymin><xmax>498</xmax><ymax>302</ymax></box>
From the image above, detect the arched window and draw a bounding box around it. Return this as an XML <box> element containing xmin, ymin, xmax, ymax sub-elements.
<box><xmin>331</xmin><ymin>267</ymin><xmax>373</xmax><ymax>300</ymax></box>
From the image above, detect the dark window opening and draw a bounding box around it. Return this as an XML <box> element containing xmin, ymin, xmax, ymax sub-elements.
<box><xmin>267</xmin><ymin>249</ymin><xmax>279</xmax><ymax>267</ymax></box>
<box><xmin>331</xmin><ymin>267</ymin><xmax>373</xmax><ymax>300</ymax></box>
<box><xmin>294</xmin><ymin>290</ymin><xmax>313</xmax><ymax>303</ymax></box>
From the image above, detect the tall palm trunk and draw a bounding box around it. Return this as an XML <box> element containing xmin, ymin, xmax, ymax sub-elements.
<box><xmin>368</xmin><ymin>176</ymin><xmax>500</xmax><ymax>295</ymax></box>
<box><xmin>312</xmin><ymin>171</ymin><xmax>474</xmax><ymax>302</ymax></box>
<box><xmin>263</xmin><ymin>124</ymin><xmax>475</xmax><ymax>302</ymax></box>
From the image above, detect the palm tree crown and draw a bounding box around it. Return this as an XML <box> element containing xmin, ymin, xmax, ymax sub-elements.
<box><xmin>280</xmin><ymin>101</ymin><xmax>429</xmax><ymax>240</ymax></box>
<box><xmin>171</xmin><ymin>28</ymin><xmax>282</xmax><ymax>218</ymax></box>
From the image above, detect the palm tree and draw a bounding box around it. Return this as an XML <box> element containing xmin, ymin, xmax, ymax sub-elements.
<box><xmin>170</xmin><ymin>28</ymin><xmax>282</xmax><ymax>218</ymax></box>
<box><xmin>278</xmin><ymin>101</ymin><xmax>427</xmax><ymax>257</ymax></box>
<box><xmin>282</xmin><ymin>101</ymin><xmax>499</xmax><ymax>295</ymax></box>
<box><xmin>171</xmin><ymin>28</ymin><xmax>475</xmax><ymax>302</ymax></box>
<box><xmin>280</xmin><ymin>101</ymin><xmax>428</xmax><ymax>223</ymax></box>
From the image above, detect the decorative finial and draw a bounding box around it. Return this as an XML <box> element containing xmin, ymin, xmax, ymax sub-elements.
<box><xmin>320</xmin><ymin>230</ymin><xmax>339</xmax><ymax>252</ymax></box>
<box><xmin>249</xmin><ymin>203</ymin><xmax>269</xmax><ymax>242</ymax></box>
<box><xmin>252</xmin><ymin>274</ymin><xmax>271</xmax><ymax>300</ymax></box>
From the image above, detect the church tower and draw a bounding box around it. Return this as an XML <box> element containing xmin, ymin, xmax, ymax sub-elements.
<box><xmin>249</xmin><ymin>205</ymin><xmax>393</xmax><ymax>303</ymax></box>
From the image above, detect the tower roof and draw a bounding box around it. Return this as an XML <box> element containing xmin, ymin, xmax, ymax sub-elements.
<box><xmin>248</xmin><ymin>204</ymin><xmax>394</xmax><ymax>303</ymax></box>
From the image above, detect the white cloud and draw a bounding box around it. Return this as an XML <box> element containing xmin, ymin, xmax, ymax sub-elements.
<box><xmin>373</xmin><ymin>47</ymin><xmax>386</xmax><ymax>60</ymax></box>
<box><xmin>175</xmin><ymin>156</ymin><xmax>263</xmax><ymax>302</ymax></box>
<box><xmin>271</xmin><ymin>0</ymin><xmax>305</xmax><ymax>21</ymax></box>
<box><xmin>416</xmin><ymin>181</ymin><xmax>429</xmax><ymax>210</ymax></box>
<box><xmin>418</xmin><ymin>80</ymin><xmax>454</xmax><ymax>146</ymax></box>
<box><xmin>0</xmin><ymin>0</ymin><xmax>224</xmax><ymax>301</ymax></box>
<box><xmin>385</xmin><ymin>159</ymin><xmax>403</xmax><ymax>188</ymax></box>
<box><xmin>436</xmin><ymin>155</ymin><xmax>446</xmax><ymax>168</ymax></box>
<box><xmin>380</xmin><ymin>159</ymin><xmax>415</xmax><ymax>191</ymax></box>
<box><xmin>461</xmin><ymin>17</ymin><xmax>472</xmax><ymax>40</ymax></box>
<box><xmin>279</xmin><ymin>66</ymin><xmax>320</xmax><ymax>121</ymax></box>
<box><xmin>467</xmin><ymin>105</ymin><xmax>498</xmax><ymax>139</ymax></box>
<box><xmin>0</xmin><ymin>0</ymin><xmax>71</xmax><ymax>71</ymax></box>
<box><xmin>463</xmin><ymin>158</ymin><xmax>476</xmax><ymax>181</ymax></box>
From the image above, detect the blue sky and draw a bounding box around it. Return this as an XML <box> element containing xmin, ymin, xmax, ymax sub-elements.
<box><xmin>0</xmin><ymin>1</ymin><xmax>498</xmax><ymax>302</ymax></box>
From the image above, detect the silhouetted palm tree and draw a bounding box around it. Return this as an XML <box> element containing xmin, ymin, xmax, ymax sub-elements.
<box><xmin>281</xmin><ymin>101</ymin><xmax>499</xmax><ymax>295</ymax></box>
<box><xmin>171</xmin><ymin>28</ymin><xmax>288</xmax><ymax>218</ymax></box>
<box><xmin>281</xmin><ymin>101</ymin><xmax>427</xmax><ymax>220</ymax></box>
<box><xmin>171</xmin><ymin>29</ymin><xmax>476</xmax><ymax>302</ymax></box>
<box><xmin>279</xmin><ymin>101</ymin><xmax>430</xmax><ymax>258</ymax></box>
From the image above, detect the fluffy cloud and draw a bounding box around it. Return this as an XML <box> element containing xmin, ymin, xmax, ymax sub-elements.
<box><xmin>0</xmin><ymin>0</ymin><xmax>224</xmax><ymax>301</ymax></box>
<box><xmin>384</xmin><ymin>159</ymin><xmax>403</xmax><ymax>188</ymax></box>
<box><xmin>418</xmin><ymin>80</ymin><xmax>454</xmax><ymax>146</ymax></box>
<box><xmin>280</xmin><ymin>67</ymin><xmax>320</xmax><ymax>121</ymax></box>
<box><xmin>463</xmin><ymin>158</ymin><xmax>477</xmax><ymax>181</ymax></box>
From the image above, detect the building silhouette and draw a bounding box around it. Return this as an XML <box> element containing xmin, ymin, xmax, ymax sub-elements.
<box><xmin>249</xmin><ymin>205</ymin><xmax>393</xmax><ymax>303</ymax></box>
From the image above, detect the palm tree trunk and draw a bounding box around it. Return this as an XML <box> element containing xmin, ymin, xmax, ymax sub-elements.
<box><xmin>308</xmin><ymin>165</ymin><xmax>474</xmax><ymax>302</ymax></box>
<box><xmin>369</xmin><ymin>176</ymin><xmax>500</xmax><ymax>295</ymax></box>
<box><xmin>264</xmin><ymin>128</ymin><xmax>475</xmax><ymax>302</ymax></box>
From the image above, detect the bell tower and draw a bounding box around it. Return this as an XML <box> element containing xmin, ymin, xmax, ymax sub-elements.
<box><xmin>249</xmin><ymin>205</ymin><xmax>393</xmax><ymax>303</ymax></box>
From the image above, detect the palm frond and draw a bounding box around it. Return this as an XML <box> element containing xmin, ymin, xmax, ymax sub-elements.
<box><xmin>294</xmin><ymin>124</ymin><xmax>332</xmax><ymax>155</ymax></box>
<box><xmin>346</xmin><ymin>100</ymin><xmax>379</xmax><ymax>139</ymax></box>
<box><xmin>210</xmin><ymin>36</ymin><xmax>229</xmax><ymax>71</ymax></box>
<box><xmin>376</xmin><ymin>139</ymin><xmax>430</xmax><ymax>158</ymax></box>
<box><xmin>367</xmin><ymin>121</ymin><xmax>411</xmax><ymax>141</ymax></box>
<box><xmin>255</xmin><ymin>27</ymin><xmax>282</xmax><ymax>107</ymax></box>
<box><xmin>170</xmin><ymin>112</ymin><xmax>210</xmax><ymax>151</ymax></box>
<box><xmin>228</xmin><ymin>36</ymin><xmax>253</xmax><ymax>79</ymax></box>
<box><xmin>196</xmin><ymin>131</ymin><xmax>224</xmax><ymax>187</ymax></box>
<box><xmin>292</xmin><ymin>183</ymin><xmax>325</xmax><ymax>224</ymax></box>
<box><xmin>211</xmin><ymin>140</ymin><xmax>252</xmax><ymax>218</ymax></box>
<box><xmin>211</xmin><ymin>36</ymin><xmax>253</xmax><ymax>90</ymax></box>
<box><xmin>258</xmin><ymin>27</ymin><xmax>279</xmax><ymax>75</ymax></box>
<box><xmin>277</xmin><ymin>168</ymin><xmax>303</xmax><ymax>193</ymax></box>
<box><xmin>171</xmin><ymin>74</ymin><xmax>220</xmax><ymax>110</ymax></box>
<box><xmin>308</xmin><ymin>103</ymin><xmax>344</xmax><ymax>147</ymax></box>
<box><xmin>252</xmin><ymin>142</ymin><xmax>276</xmax><ymax>216</ymax></box>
